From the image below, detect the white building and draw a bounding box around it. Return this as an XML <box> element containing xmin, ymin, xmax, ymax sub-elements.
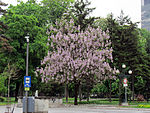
<box><xmin>141</xmin><ymin>0</ymin><xmax>150</xmax><ymax>31</ymax></box>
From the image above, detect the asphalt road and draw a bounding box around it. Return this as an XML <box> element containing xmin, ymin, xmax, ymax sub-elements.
<box><xmin>1</xmin><ymin>105</ymin><xmax>150</xmax><ymax>113</ymax></box>
<box><xmin>49</xmin><ymin>106</ymin><xmax>150</xmax><ymax>113</ymax></box>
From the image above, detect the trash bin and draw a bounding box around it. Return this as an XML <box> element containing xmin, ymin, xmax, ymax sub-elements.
<box><xmin>23</xmin><ymin>96</ymin><xmax>35</xmax><ymax>113</ymax></box>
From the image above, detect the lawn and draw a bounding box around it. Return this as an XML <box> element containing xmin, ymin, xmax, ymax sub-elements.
<box><xmin>63</xmin><ymin>98</ymin><xmax>150</xmax><ymax>108</ymax></box>
<box><xmin>0</xmin><ymin>97</ymin><xmax>17</xmax><ymax>106</ymax></box>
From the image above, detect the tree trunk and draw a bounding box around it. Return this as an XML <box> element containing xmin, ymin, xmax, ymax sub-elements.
<box><xmin>8</xmin><ymin>76</ymin><xmax>10</xmax><ymax>98</ymax></box>
<box><xmin>119</xmin><ymin>77</ymin><xmax>122</xmax><ymax>105</ymax></box>
<box><xmin>18</xmin><ymin>82</ymin><xmax>23</xmax><ymax>97</ymax></box>
<box><xmin>79</xmin><ymin>84</ymin><xmax>82</xmax><ymax>102</ymax></box>
<box><xmin>15</xmin><ymin>81</ymin><xmax>20</xmax><ymax>101</ymax></box>
<box><xmin>109</xmin><ymin>79</ymin><xmax>112</xmax><ymax>102</ymax></box>
<box><xmin>74</xmin><ymin>83</ymin><xmax>79</xmax><ymax>105</ymax></box>
<box><xmin>86</xmin><ymin>87</ymin><xmax>90</xmax><ymax>102</ymax></box>
<box><xmin>132</xmin><ymin>75</ymin><xmax>134</xmax><ymax>102</ymax></box>
<box><xmin>65</xmin><ymin>83</ymin><xmax>69</xmax><ymax>103</ymax></box>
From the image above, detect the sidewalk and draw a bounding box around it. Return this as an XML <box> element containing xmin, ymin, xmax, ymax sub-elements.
<box><xmin>0</xmin><ymin>104</ymin><xmax>150</xmax><ymax>113</ymax></box>
<box><xmin>0</xmin><ymin>105</ymin><xmax>22</xmax><ymax>113</ymax></box>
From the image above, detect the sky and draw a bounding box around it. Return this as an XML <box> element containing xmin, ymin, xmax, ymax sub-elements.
<box><xmin>1</xmin><ymin>0</ymin><xmax>141</xmax><ymax>27</ymax></box>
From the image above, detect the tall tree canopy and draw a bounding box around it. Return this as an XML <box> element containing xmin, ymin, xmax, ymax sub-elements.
<box><xmin>64</xmin><ymin>0</ymin><xmax>97</xmax><ymax>31</ymax></box>
<box><xmin>0</xmin><ymin>0</ymin><xmax>75</xmax><ymax>99</ymax></box>
<box><xmin>41</xmin><ymin>0</ymin><xmax>74</xmax><ymax>24</ymax></box>
<box><xmin>36</xmin><ymin>18</ymin><xmax>114</xmax><ymax>105</ymax></box>
<box><xmin>105</xmin><ymin>12</ymin><xmax>150</xmax><ymax>101</ymax></box>
<box><xmin>0</xmin><ymin>1</ymin><xmax>12</xmax><ymax>52</ymax></box>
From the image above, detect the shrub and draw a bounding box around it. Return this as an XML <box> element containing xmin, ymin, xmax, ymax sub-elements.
<box><xmin>0</xmin><ymin>96</ymin><xmax>5</xmax><ymax>102</ymax></box>
<box><xmin>138</xmin><ymin>105</ymin><xmax>150</xmax><ymax>108</ymax></box>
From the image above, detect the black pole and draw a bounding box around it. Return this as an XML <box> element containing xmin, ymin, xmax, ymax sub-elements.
<box><xmin>25</xmin><ymin>37</ymin><xmax>29</xmax><ymax>113</ymax></box>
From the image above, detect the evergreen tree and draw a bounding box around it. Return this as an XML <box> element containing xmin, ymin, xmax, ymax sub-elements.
<box><xmin>66</xmin><ymin>0</ymin><xmax>97</xmax><ymax>31</ymax></box>
<box><xmin>0</xmin><ymin>1</ymin><xmax>12</xmax><ymax>52</ymax></box>
<box><xmin>106</xmin><ymin>12</ymin><xmax>148</xmax><ymax>103</ymax></box>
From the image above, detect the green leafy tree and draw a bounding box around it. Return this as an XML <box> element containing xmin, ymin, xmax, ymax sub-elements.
<box><xmin>140</xmin><ymin>29</ymin><xmax>150</xmax><ymax>54</ymax></box>
<box><xmin>0</xmin><ymin>1</ymin><xmax>14</xmax><ymax>96</ymax></box>
<box><xmin>0</xmin><ymin>74</ymin><xmax>7</xmax><ymax>95</ymax></box>
<box><xmin>139</xmin><ymin>29</ymin><xmax>150</xmax><ymax>100</ymax></box>
<box><xmin>1</xmin><ymin>1</ymin><xmax>49</xmax><ymax>100</ymax></box>
<box><xmin>41</xmin><ymin>0</ymin><xmax>74</xmax><ymax>24</ymax></box>
<box><xmin>1</xmin><ymin>0</ymin><xmax>74</xmax><ymax>100</ymax></box>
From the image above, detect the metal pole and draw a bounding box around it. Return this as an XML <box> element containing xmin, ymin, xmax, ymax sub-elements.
<box><xmin>125</xmin><ymin>86</ymin><xmax>127</xmax><ymax>103</ymax></box>
<box><xmin>25</xmin><ymin>39</ymin><xmax>29</xmax><ymax>113</ymax></box>
<box><xmin>132</xmin><ymin>75</ymin><xmax>134</xmax><ymax>101</ymax></box>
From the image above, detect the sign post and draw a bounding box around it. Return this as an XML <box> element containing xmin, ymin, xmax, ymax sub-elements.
<box><xmin>24</xmin><ymin>76</ymin><xmax>31</xmax><ymax>88</ymax></box>
<box><xmin>123</xmin><ymin>78</ymin><xmax>128</xmax><ymax>87</ymax></box>
<box><xmin>25</xmin><ymin>35</ymin><xmax>29</xmax><ymax>113</ymax></box>
<box><xmin>24</xmin><ymin>76</ymin><xmax>31</xmax><ymax>113</ymax></box>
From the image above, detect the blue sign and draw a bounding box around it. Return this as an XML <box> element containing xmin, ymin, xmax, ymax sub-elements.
<box><xmin>24</xmin><ymin>76</ymin><xmax>31</xmax><ymax>87</ymax></box>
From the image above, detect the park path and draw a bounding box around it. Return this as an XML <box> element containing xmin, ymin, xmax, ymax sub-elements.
<box><xmin>0</xmin><ymin>104</ymin><xmax>150</xmax><ymax>113</ymax></box>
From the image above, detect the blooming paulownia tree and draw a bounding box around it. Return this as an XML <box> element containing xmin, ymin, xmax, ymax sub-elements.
<box><xmin>36</xmin><ymin>18</ymin><xmax>114</xmax><ymax>105</ymax></box>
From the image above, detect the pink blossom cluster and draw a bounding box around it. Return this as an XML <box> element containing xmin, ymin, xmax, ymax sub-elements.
<box><xmin>36</xmin><ymin>19</ymin><xmax>115</xmax><ymax>83</ymax></box>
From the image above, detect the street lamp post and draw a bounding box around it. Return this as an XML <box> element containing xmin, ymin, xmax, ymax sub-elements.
<box><xmin>116</xmin><ymin>64</ymin><xmax>132</xmax><ymax>106</ymax></box>
<box><xmin>25</xmin><ymin>35</ymin><xmax>29</xmax><ymax>113</ymax></box>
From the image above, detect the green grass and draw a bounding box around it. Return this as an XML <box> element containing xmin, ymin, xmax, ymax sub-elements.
<box><xmin>78</xmin><ymin>99</ymin><xmax>119</xmax><ymax>105</ymax></box>
<box><xmin>0</xmin><ymin>97</ymin><xmax>17</xmax><ymax>106</ymax></box>
<box><xmin>63</xmin><ymin>98</ymin><xmax>150</xmax><ymax>108</ymax></box>
<box><xmin>63</xmin><ymin>98</ymin><xmax>119</xmax><ymax>105</ymax></box>
<box><xmin>138</xmin><ymin>105</ymin><xmax>150</xmax><ymax>108</ymax></box>
<box><xmin>129</xmin><ymin>101</ymin><xmax>150</xmax><ymax>105</ymax></box>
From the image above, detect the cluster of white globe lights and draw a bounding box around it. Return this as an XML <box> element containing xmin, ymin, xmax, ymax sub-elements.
<box><xmin>116</xmin><ymin>64</ymin><xmax>132</xmax><ymax>75</ymax></box>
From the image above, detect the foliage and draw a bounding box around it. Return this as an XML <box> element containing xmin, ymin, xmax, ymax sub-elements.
<box><xmin>41</xmin><ymin>0</ymin><xmax>74</xmax><ymax>24</ymax></box>
<box><xmin>106</xmin><ymin>12</ymin><xmax>140</xmax><ymax>70</ymax></box>
<box><xmin>138</xmin><ymin>105</ymin><xmax>150</xmax><ymax>108</ymax></box>
<box><xmin>140</xmin><ymin>29</ymin><xmax>150</xmax><ymax>54</ymax></box>
<box><xmin>0</xmin><ymin>0</ymin><xmax>50</xmax><ymax>99</ymax></box>
<box><xmin>65</xmin><ymin>0</ymin><xmax>97</xmax><ymax>31</ymax></box>
<box><xmin>0</xmin><ymin>1</ymin><xmax>12</xmax><ymax>52</ymax></box>
<box><xmin>37</xmin><ymin>18</ymin><xmax>114</xmax><ymax>105</ymax></box>
<box><xmin>134</xmin><ymin>76</ymin><xmax>146</xmax><ymax>94</ymax></box>
<box><xmin>2</xmin><ymin>13</ymin><xmax>48</xmax><ymax>72</ymax></box>
<box><xmin>0</xmin><ymin>97</ymin><xmax>17</xmax><ymax>105</ymax></box>
<box><xmin>92</xmin><ymin>11</ymin><xmax>150</xmax><ymax>101</ymax></box>
<box><xmin>93</xmin><ymin>18</ymin><xmax>108</xmax><ymax>31</ymax></box>
<box><xmin>134</xmin><ymin>29</ymin><xmax>150</xmax><ymax>97</ymax></box>
<box><xmin>91</xmin><ymin>79</ymin><xmax>119</xmax><ymax>98</ymax></box>
<box><xmin>38</xmin><ymin>18</ymin><xmax>113</xmax><ymax>82</ymax></box>
<box><xmin>0</xmin><ymin>96</ymin><xmax>5</xmax><ymax>102</ymax></box>
<box><xmin>0</xmin><ymin>74</ymin><xmax>7</xmax><ymax>95</ymax></box>
<box><xmin>92</xmin><ymin>83</ymin><xmax>108</xmax><ymax>96</ymax></box>
<box><xmin>62</xmin><ymin>0</ymin><xmax>100</xmax><ymax>101</ymax></box>
<box><xmin>38</xmin><ymin>81</ymin><xmax>64</xmax><ymax>97</ymax></box>
<box><xmin>0</xmin><ymin>0</ymin><xmax>75</xmax><ymax>100</ymax></box>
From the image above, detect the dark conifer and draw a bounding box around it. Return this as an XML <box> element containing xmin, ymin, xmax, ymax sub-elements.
<box><xmin>0</xmin><ymin>1</ymin><xmax>12</xmax><ymax>52</ymax></box>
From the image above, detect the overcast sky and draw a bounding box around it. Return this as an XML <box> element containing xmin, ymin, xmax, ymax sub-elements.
<box><xmin>2</xmin><ymin>0</ymin><xmax>141</xmax><ymax>27</ymax></box>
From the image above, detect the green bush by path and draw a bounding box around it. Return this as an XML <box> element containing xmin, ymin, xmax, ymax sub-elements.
<box><xmin>0</xmin><ymin>97</ymin><xmax>17</xmax><ymax>106</ymax></box>
<box><xmin>0</xmin><ymin>96</ymin><xmax>6</xmax><ymax>102</ymax></box>
<box><xmin>138</xmin><ymin>105</ymin><xmax>150</xmax><ymax>108</ymax></box>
